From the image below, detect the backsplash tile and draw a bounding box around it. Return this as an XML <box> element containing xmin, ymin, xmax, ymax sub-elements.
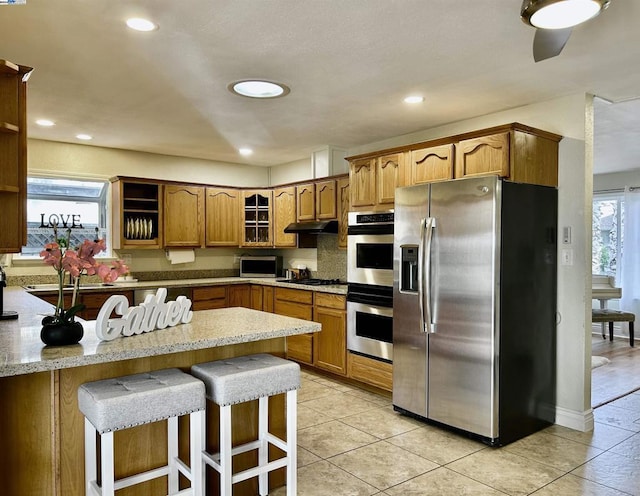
<box><xmin>315</xmin><ymin>235</ymin><xmax>347</xmax><ymax>281</ymax></box>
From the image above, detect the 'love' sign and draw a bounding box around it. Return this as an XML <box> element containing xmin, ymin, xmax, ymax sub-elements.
<box><xmin>96</xmin><ymin>288</ymin><xmax>193</xmax><ymax>341</ymax></box>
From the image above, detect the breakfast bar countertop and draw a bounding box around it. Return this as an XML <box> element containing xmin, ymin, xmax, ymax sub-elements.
<box><xmin>0</xmin><ymin>287</ymin><xmax>320</xmax><ymax>378</ymax></box>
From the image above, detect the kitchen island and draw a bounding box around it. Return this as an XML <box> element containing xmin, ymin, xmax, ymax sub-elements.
<box><xmin>0</xmin><ymin>287</ymin><xmax>320</xmax><ymax>496</ymax></box>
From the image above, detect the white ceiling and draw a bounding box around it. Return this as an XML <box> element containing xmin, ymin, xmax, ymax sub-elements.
<box><xmin>0</xmin><ymin>0</ymin><xmax>638</xmax><ymax>174</ymax></box>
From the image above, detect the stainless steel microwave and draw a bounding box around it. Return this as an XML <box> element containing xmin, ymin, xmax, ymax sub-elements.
<box><xmin>239</xmin><ymin>256</ymin><xmax>283</xmax><ymax>278</ymax></box>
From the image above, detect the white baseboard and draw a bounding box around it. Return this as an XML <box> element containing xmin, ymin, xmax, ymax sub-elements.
<box><xmin>555</xmin><ymin>405</ymin><xmax>594</xmax><ymax>432</ymax></box>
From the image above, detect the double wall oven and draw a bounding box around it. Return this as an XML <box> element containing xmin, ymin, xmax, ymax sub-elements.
<box><xmin>347</xmin><ymin>211</ymin><xmax>394</xmax><ymax>362</ymax></box>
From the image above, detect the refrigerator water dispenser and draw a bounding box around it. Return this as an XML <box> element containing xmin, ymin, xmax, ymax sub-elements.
<box><xmin>400</xmin><ymin>245</ymin><xmax>418</xmax><ymax>292</ymax></box>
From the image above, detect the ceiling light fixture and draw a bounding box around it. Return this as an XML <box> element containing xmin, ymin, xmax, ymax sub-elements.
<box><xmin>229</xmin><ymin>80</ymin><xmax>290</xmax><ymax>99</ymax></box>
<box><xmin>521</xmin><ymin>0</ymin><xmax>609</xmax><ymax>30</ymax></box>
<box><xmin>404</xmin><ymin>95</ymin><xmax>424</xmax><ymax>104</ymax></box>
<box><xmin>126</xmin><ymin>18</ymin><xmax>158</xmax><ymax>32</ymax></box>
<box><xmin>76</xmin><ymin>134</ymin><xmax>93</xmax><ymax>141</ymax></box>
<box><xmin>36</xmin><ymin>119</ymin><xmax>55</xmax><ymax>127</ymax></box>
<box><xmin>238</xmin><ymin>148</ymin><xmax>253</xmax><ymax>156</ymax></box>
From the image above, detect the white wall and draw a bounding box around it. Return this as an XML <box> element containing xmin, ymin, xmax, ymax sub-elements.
<box><xmin>269</xmin><ymin>157</ymin><xmax>313</xmax><ymax>186</ymax></box>
<box><xmin>594</xmin><ymin>170</ymin><xmax>640</xmax><ymax>191</ymax></box>
<box><xmin>27</xmin><ymin>139</ymin><xmax>270</xmax><ymax>186</ymax></box>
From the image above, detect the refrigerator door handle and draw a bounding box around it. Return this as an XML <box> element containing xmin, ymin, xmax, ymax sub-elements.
<box><xmin>419</xmin><ymin>217</ymin><xmax>435</xmax><ymax>333</ymax></box>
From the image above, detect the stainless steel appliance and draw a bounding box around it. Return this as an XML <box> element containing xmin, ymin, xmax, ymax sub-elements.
<box><xmin>347</xmin><ymin>211</ymin><xmax>394</xmax><ymax>287</ymax></box>
<box><xmin>393</xmin><ymin>176</ymin><xmax>557</xmax><ymax>446</ymax></box>
<box><xmin>347</xmin><ymin>283</ymin><xmax>393</xmax><ymax>361</ymax></box>
<box><xmin>239</xmin><ymin>256</ymin><xmax>283</xmax><ymax>278</ymax></box>
<box><xmin>347</xmin><ymin>210</ymin><xmax>394</xmax><ymax>361</ymax></box>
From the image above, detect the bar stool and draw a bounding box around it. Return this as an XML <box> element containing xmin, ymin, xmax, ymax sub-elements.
<box><xmin>78</xmin><ymin>368</ymin><xmax>206</xmax><ymax>496</ymax></box>
<box><xmin>191</xmin><ymin>354</ymin><xmax>300</xmax><ymax>496</ymax></box>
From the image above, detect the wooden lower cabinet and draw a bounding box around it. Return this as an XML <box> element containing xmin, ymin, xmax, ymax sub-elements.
<box><xmin>79</xmin><ymin>290</ymin><xmax>134</xmax><ymax>319</ymax></box>
<box><xmin>347</xmin><ymin>352</ymin><xmax>393</xmax><ymax>392</ymax></box>
<box><xmin>250</xmin><ymin>285</ymin><xmax>275</xmax><ymax>312</ymax></box>
<box><xmin>228</xmin><ymin>284</ymin><xmax>251</xmax><ymax>308</ymax></box>
<box><xmin>274</xmin><ymin>288</ymin><xmax>314</xmax><ymax>365</ymax></box>
<box><xmin>313</xmin><ymin>293</ymin><xmax>346</xmax><ymax>376</ymax></box>
<box><xmin>192</xmin><ymin>286</ymin><xmax>227</xmax><ymax>310</ymax></box>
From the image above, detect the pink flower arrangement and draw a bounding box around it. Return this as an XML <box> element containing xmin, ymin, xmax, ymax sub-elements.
<box><xmin>40</xmin><ymin>227</ymin><xmax>129</xmax><ymax>323</ymax></box>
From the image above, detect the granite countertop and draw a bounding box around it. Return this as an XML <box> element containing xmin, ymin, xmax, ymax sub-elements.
<box><xmin>24</xmin><ymin>276</ymin><xmax>348</xmax><ymax>296</ymax></box>
<box><xmin>0</xmin><ymin>287</ymin><xmax>320</xmax><ymax>378</ymax></box>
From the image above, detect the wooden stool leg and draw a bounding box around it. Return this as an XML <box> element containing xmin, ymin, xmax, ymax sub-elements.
<box><xmin>609</xmin><ymin>321</ymin><xmax>614</xmax><ymax>341</ymax></box>
<box><xmin>630</xmin><ymin>321</ymin><xmax>635</xmax><ymax>347</ymax></box>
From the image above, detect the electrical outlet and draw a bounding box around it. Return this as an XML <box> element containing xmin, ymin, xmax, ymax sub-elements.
<box><xmin>122</xmin><ymin>254</ymin><xmax>132</xmax><ymax>266</ymax></box>
<box><xmin>233</xmin><ymin>255</ymin><xmax>240</xmax><ymax>266</ymax></box>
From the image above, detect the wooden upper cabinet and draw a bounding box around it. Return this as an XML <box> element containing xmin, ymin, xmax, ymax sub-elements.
<box><xmin>315</xmin><ymin>179</ymin><xmax>337</xmax><ymax>220</ymax></box>
<box><xmin>377</xmin><ymin>153</ymin><xmax>403</xmax><ymax>205</ymax></box>
<box><xmin>205</xmin><ymin>187</ymin><xmax>239</xmax><ymax>247</ymax></box>
<box><xmin>337</xmin><ymin>176</ymin><xmax>349</xmax><ymax>249</ymax></box>
<box><xmin>411</xmin><ymin>144</ymin><xmax>454</xmax><ymax>184</ymax></box>
<box><xmin>347</xmin><ymin>124</ymin><xmax>560</xmax><ymax>194</ymax></box>
<box><xmin>273</xmin><ymin>186</ymin><xmax>297</xmax><ymax>247</ymax></box>
<box><xmin>455</xmin><ymin>132</ymin><xmax>509</xmax><ymax>179</ymax></box>
<box><xmin>509</xmin><ymin>129</ymin><xmax>560</xmax><ymax>187</ymax></box>
<box><xmin>112</xmin><ymin>178</ymin><xmax>163</xmax><ymax>250</ymax></box>
<box><xmin>0</xmin><ymin>60</ymin><xmax>32</xmax><ymax>253</ymax></box>
<box><xmin>296</xmin><ymin>183</ymin><xmax>315</xmax><ymax>221</ymax></box>
<box><xmin>349</xmin><ymin>158</ymin><xmax>376</xmax><ymax>208</ymax></box>
<box><xmin>241</xmin><ymin>189</ymin><xmax>272</xmax><ymax>247</ymax></box>
<box><xmin>164</xmin><ymin>184</ymin><xmax>204</xmax><ymax>247</ymax></box>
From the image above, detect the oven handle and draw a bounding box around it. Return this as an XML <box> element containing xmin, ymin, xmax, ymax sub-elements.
<box><xmin>419</xmin><ymin>217</ymin><xmax>435</xmax><ymax>333</ymax></box>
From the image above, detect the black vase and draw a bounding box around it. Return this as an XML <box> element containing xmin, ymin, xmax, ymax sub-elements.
<box><xmin>40</xmin><ymin>320</ymin><xmax>84</xmax><ymax>346</ymax></box>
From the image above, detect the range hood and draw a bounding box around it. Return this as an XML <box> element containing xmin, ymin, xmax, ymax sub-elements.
<box><xmin>284</xmin><ymin>220</ymin><xmax>338</xmax><ymax>234</ymax></box>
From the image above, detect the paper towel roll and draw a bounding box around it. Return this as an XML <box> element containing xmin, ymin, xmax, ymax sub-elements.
<box><xmin>166</xmin><ymin>249</ymin><xmax>195</xmax><ymax>264</ymax></box>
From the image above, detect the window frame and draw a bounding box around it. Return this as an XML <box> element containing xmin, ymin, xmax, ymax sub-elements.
<box><xmin>13</xmin><ymin>175</ymin><xmax>113</xmax><ymax>262</ymax></box>
<box><xmin>592</xmin><ymin>190</ymin><xmax>624</xmax><ymax>282</ymax></box>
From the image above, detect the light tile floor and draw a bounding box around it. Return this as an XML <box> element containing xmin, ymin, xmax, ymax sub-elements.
<box><xmin>271</xmin><ymin>369</ymin><xmax>640</xmax><ymax>496</ymax></box>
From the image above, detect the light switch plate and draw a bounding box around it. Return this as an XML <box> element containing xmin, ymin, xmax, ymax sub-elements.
<box><xmin>561</xmin><ymin>249</ymin><xmax>574</xmax><ymax>266</ymax></box>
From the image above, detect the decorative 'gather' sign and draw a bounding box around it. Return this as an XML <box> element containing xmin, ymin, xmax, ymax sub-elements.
<box><xmin>96</xmin><ymin>288</ymin><xmax>193</xmax><ymax>341</ymax></box>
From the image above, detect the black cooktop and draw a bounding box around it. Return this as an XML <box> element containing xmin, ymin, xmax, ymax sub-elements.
<box><xmin>279</xmin><ymin>278</ymin><xmax>346</xmax><ymax>286</ymax></box>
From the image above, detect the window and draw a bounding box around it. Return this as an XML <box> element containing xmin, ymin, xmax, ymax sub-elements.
<box><xmin>592</xmin><ymin>192</ymin><xmax>624</xmax><ymax>281</ymax></box>
<box><xmin>21</xmin><ymin>177</ymin><xmax>109</xmax><ymax>257</ymax></box>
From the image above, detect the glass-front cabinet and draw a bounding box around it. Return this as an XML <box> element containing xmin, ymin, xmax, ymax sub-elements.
<box><xmin>241</xmin><ymin>189</ymin><xmax>272</xmax><ymax>247</ymax></box>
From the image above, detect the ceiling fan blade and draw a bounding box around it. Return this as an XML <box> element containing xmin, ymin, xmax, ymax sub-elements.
<box><xmin>533</xmin><ymin>27</ymin><xmax>572</xmax><ymax>62</ymax></box>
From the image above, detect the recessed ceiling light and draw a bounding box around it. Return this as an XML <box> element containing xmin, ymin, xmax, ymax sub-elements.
<box><xmin>404</xmin><ymin>95</ymin><xmax>425</xmax><ymax>104</ymax></box>
<box><xmin>239</xmin><ymin>148</ymin><xmax>253</xmax><ymax>156</ymax></box>
<box><xmin>229</xmin><ymin>80</ymin><xmax>290</xmax><ymax>99</ymax></box>
<box><xmin>36</xmin><ymin>119</ymin><xmax>55</xmax><ymax>127</ymax></box>
<box><xmin>76</xmin><ymin>134</ymin><xmax>93</xmax><ymax>141</ymax></box>
<box><xmin>126</xmin><ymin>18</ymin><xmax>158</xmax><ymax>32</ymax></box>
<box><xmin>523</xmin><ymin>0</ymin><xmax>607</xmax><ymax>30</ymax></box>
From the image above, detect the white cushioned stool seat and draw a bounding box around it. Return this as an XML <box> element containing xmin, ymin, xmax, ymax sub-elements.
<box><xmin>191</xmin><ymin>354</ymin><xmax>300</xmax><ymax>496</ymax></box>
<box><xmin>191</xmin><ymin>353</ymin><xmax>300</xmax><ymax>405</ymax></box>
<box><xmin>78</xmin><ymin>368</ymin><xmax>206</xmax><ymax>496</ymax></box>
<box><xmin>79</xmin><ymin>368</ymin><xmax>205</xmax><ymax>433</ymax></box>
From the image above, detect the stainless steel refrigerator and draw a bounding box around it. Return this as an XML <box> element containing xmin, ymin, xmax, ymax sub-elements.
<box><xmin>393</xmin><ymin>176</ymin><xmax>557</xmax><ymax>446</ymax></box>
